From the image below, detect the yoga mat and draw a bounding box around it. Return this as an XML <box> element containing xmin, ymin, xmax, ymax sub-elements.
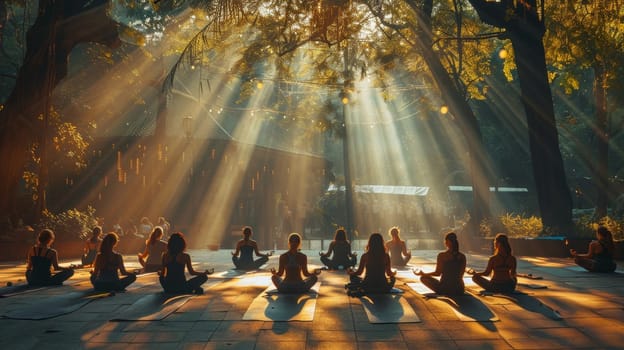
<box><xmin>242</xmin><ymin>283</ymin><xmax>320</xmax><ymax>321</ymax></box>
<box><xmin>517</xmin><ymin>283</ymin><xmax>548</xmax><ymax>289</ymax></box>
<box><xmin>478</xmin><ymin>291</ymin><xmax>562</xmax><ymax>320</ymax></box>
<box><xmin>110</xmin><ymin>293</ymin><xmax>195</xmax><ymax>321</ymax></box>
<box><xmin>0</xmin><ymin>283</ymin><xmax>48</xmax><ymax>298</ymax></box>
<box><xmin>406</xmin><ymin>283</ymin><xmax>498</xmax><ymax>322</ymax></box>
<box><xmin>360</xmin><ymin>293</ymin><xmax>420</xmax><ymax>323</ymax></box>
<box><xmin>212</xmin><ymin>269</ymin><xmax>255</xmax><ymax>279</ymax></box>
<box><xmin>1</xmin><ymin>291</ymin><xmax>111</xmax><ymax>320</ymax></box>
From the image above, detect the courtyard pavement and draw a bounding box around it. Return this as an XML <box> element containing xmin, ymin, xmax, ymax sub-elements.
<box><xmin>0</xmin><ymin>246</ymin><xmax>623</xmax><ymax>350</ymax></box>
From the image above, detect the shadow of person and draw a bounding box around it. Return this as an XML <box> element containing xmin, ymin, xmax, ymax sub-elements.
<box><xmin>435</xmin><ymin>293</ymin><xmax>499</xmax><ymax>322</ymax></box>
<box><xmin>480</xmin><ymin>291</ymin><xmax>562</xmax><ymax>320</ymax></box>
<box><xmin>263</xmin><ymin>292</ymin><xmax>314</xmax><ymax>321</ymax></box>
<box><xmin>360</xmin><ymin>293</ymin><xmax>405</xmax><ymax>322</ymax></box>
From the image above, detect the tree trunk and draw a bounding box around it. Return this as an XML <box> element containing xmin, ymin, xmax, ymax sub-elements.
<box><xmin>593</xmin><ymin>63</ymin><xmax>609</xmax><ymax>219</ymax></box>
<box><xmin>469</xmin><ymin>0</ymin><xmax>573</xmax><ymax>235</ymax></box>
<box><xmin>405</xmin><ymin>0</ymin><xmax>492</xmax><ymax>236</ymax></box>
<box><xmin>0</xmin><ymin>1</ymin><xmax>119</xmax><ymax>220</ymax></box>
<box><xmin>509</xmin><ymin>31</ymin><xmax>573</xmax><ymax>234</ymax></box>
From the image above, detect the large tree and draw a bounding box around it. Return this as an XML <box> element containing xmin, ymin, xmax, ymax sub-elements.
<box><xmin>544</xmin><ymin>0</ymin><xmax>624</xmax><ymax>218</ymax></box>
<box><xmin>0</xmin><ymin>1</ymin><xmax>120</xmax><ymax>220</ymax></box>
<box><xmin>468</xmin><ymin>0</ymin><xmax>574</xmax><ymax>234</ymax></box>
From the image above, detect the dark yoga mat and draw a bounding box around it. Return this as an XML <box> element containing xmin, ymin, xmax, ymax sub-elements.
<box><xmin>477</xmin><ymin>291</ymin><xmax>562</xmax><ymax>320</ymax></box>
<box><xmin>110</xmin><ymin>293</ymin><xmax>195</xmax><ymax>321</ymax></box>
<box><xmin>0</xmin><ymin>283</ymin><xmax>48</xmax><ymax>298</ymax></box>
<box><xmin>1</xmin><ymin>290</ymin><xmax>112</xmax><ymax>320</ymax></box>
<box><xmin>242</xmin><ymin>283</ymin><xmax>320</xmax><ymax>321</ymax></box>
<box><xmin>360</xmin><ymin>293</ymin><xmax>420</xmax><ymax>323</ymax></box>
<box><xmin>406</xmin><ymin>282</ymin><xmax>499</xmax><ymax>322</ymax></box>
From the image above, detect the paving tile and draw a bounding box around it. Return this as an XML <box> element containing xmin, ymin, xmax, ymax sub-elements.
<box><xmin>306</xmin><ymin>341</ymin><xmax>358</xmax><ymax>350</ymax></box>
<box><xmin>0</xmin><ymin>249</ymin><xmax>623</xmax><ymax>350</ymax></box>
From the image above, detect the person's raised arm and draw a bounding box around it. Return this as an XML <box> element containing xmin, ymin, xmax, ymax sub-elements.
<box><xmin>320</xmin><ymin>241</ymin><xmax>334</xmax><ymax>257</ymax></box>
<box><xmin>509</xmin><ymin>256</ymin><xmax>517</xmax><ymax>278</ymax></box>
<box><xmin>301</xmin><ymin>254</ymin><xmax>320</xmax><ymax>276</ymax></box>
<box><xmin>251</xmin><ymin>241</ymin><xmax>266</xmax><ymax>257</ymax></box>
<box><xmin>50</xmin><ymin>249</ymin><xmax>61</xmax><ymax>271</ymax></box>
<box><xmin>26</xmin><ymin>247</ymin><xmax>34</xmax><ymax>270</ymax></box>
<box><xmin>571</xmin><ymin>241</ymin><xmax>598</xmax><ymax>259</ymax></box>
<box><xmin>401</xmin><ymin>241</ymin><xmax>410</xmax><ymax>256</ymax></box>
<box><xmin>384</xmin><ymin>254</ymin><xmax>396</xmax><ymax>277</ymax></box>
<box><xmin>349</xmin><ymin>253</ymin><xmax>367</xmax><ymax>276</ymax></box>
<box><xmin>474</xmin><ymin>256</ymin><xmax>494</xmax><ymax>277</ymax></box>
<box><xmin>232</xmin><ymin>240</ymin><xmax>242</xmax><ymax>257</ymax></box>
<box><xmin>185</xmin><ymin>254</ymin><xmax>207</xmax><ymax>276</ymax></box>
<box><xmin>118</xmin><ymin>254</ymin><xmax>132</xmax><ymax>276</ymax></box>
<box><xmin>271</xmin><ymin>254</ymin><xmax>286</xmax><ymax>276</ymax></box>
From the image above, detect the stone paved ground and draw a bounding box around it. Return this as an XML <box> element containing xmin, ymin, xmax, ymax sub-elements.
<box><xmin>0</xmin><ymin>248</ymin><xmax>623</xmax><ymax>350</ymax></box>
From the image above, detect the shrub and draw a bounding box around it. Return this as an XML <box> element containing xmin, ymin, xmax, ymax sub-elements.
<box><xmin>480</xmin><ymin>213</ymin><xmax>543</xmax><ymax>238</ymax></box>
<box><xmin>36</xmin><ymin>206</ymin><xmax>99</xmax><ymax>241</ymax></box>
<box><xmin>574</xmin><ymin>215</ymin><xmax>623</xmax><ymax>240</ymax></box>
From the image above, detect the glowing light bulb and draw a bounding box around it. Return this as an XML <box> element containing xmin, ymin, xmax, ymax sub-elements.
<box><xmin>440</xmin><ymin>105</ymin><xmax>449</xmax><ymax>114</ymax></box>
<box><xmin>256</xmin><ymin>81</ymin><xmax>263</xmax><ymax>89</ymax></box>
<box><xmin>499</xmin><ymin>49</ymin><xmax>508</xmax><ymax>59</ymax></box>
<box><xmin>342</xmin><ymin>96</ymin><xmax>349</xmax><ymax>104</ymax></box>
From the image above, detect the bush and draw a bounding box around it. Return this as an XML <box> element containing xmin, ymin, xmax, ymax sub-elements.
<box><xmin>574</xmin><ymin>215</ymin><xmax>623</xmax><ymax>240</ymax></box>
<box><xmin>480</xmin><ymin>213</ymin><xmax>543</xmax><ymax>238</ymax></box>
<box><xmin>37</xmin><ymin>206</ymin><xmax>99</xmax><ymax>241</ymax></box>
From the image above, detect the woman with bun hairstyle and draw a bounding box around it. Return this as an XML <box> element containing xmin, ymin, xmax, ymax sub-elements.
<box><xmin>414</xmin><ymin>232</ymin><xmax>466</xmax><ymax>295</ymax></box>
<box><xmin>468</xmin><ymin>233</ymin><xmax>517</xmax><ymax>293</ymax></box>
<box><xmin>570</xmin><ymin>226</ymin><xmax>617</xmax><ymax>273</ymax></box>
<box><xmin>90</xmin><ymin>232</ymin><xmax>136</xmax><ymax>292</ymax></box>
<box><xmin>26</xmin><ymin>229</ymin><xmax>74</xmax><ymax>286</ymax></box>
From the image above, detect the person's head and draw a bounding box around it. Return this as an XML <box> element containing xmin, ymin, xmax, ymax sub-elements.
<box><xmin>37</xmin><ymin>229</ymin><xmax>55</xmax><ymax>246</ymax></box>
<box><xmin>148</xmin><ymin>226</ymin><xmax>164</xmax><ymax>245</ymax></box>
<box><xmin>596</xmin><ymin>226</ymin><xmax>613</xmax><ymax>242</ymax></box>
<box><xmin>494</xmin><ymin>233</ymin><xmax>512</xmax><ymax>256</ymax></box>
<box><xmin>157</xmin><ymin>217</ymin><xmax>166</xmax><ymax>225</ymax></box>
<box><xmin>366</xmin><ymin>233</ymin><xmax>385</xmax><ymax>255</ymax></box>
<box><xmin>334</xmin><ymin>228</ymin><xmax>347</xmax><ymax>242</ymax></box>
<box><xmin>99</xmin><ymin>232</ymin><xmax>119</xmax><ymax>254</ymax></box>
<box><xmin>167</xmin><ymin>232</ymin><xmax>187</xmax><ymax>255</ymax></box>
<box><xmin>140</xmin><ymin>217</ymin><xmax>151</xmax><ymax>225</ymax></box>
<box><xmin>92</xmin><ymin>226</ymin><xmax>102</xmax><ymax>237</ymax></box>
<box><xmin>444</xmin><ymin>232</ymin><xmax>459</xmax><ymax>255</ymax></box>
<box><xmin>389</xmin><ymin>226</ymin><xmax>400</xmax><ymax>239</ymax></box>
<box><xmin>288</xmin><ymin>233</ymin><xmax>302</xmax><ymax>250</ymax></box>
<box><xmin>242</xmin><ymin>226</ymin><xmax>253</xmax><ymax>239</ymax></box>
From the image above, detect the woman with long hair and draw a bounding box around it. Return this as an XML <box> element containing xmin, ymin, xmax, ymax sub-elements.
<box><xmin>347</xmin><ymin>233</ymin><xmax>396</xmax><ymax>296</ymax></box>
<box><xmin>385</xmin><ymin>227</ymin><xmax>411</xmax><ymax>266</ymax></box>
<box><xmin>90</xmin><ymin>232</ymin><xmax>136</xmax><ymax>292</ymax></box>
<box><xmin>138</xmin><ymin>226</ymin><xmax>167</xmax><ymax>272</ymax></box>
<box><xmin>232</xmin><ymin>226</ymin><xmax>271</xmax><ymax>270</ymax></box>
<box><xmin>468</xmin><ymin>233</ymin><xmax>517</xmax><ymax>293</ymax></box>
<box><xmin>271</xmin><ymin>233</ymin><xmax>321</xmax><ymax>293</ymax></box>
<box><xmin>81</xmin><ymin>226</ymin><xmax>102</xmax><ymax>267</ymax></box>
<box><xmin>570</xmin><ymin>226</ymin><xmax>617</xmax><ymax>273</ymax></box>
<box><xmin>320</xmin><ymin>228</ymin><xmax>357</xmax><ymax>270</ymax></box>
<box><xmin>159</xmin><ymin>232</ymin><xmax>212</xmax><ymax>294</ymax></box>
<box><xmin>26</xmin><ymin>229</ymin><xmax>74</xmax><ymax>286</ymax></box>
<box><xmin>414</xmin><ymin>232</ymin><xmax>466</xmax><ymax>295</ymax></box>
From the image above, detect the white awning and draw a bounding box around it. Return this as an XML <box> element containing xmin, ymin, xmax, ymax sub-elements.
<box><xmin>327</xmin><ymin>184</ymin><xmax>429</xmax><ymax>196</ymax></box>
<box><xmin>448</xmin><ymin>186</ymin><xmax>528</xmax><ymax>193</ymax></box>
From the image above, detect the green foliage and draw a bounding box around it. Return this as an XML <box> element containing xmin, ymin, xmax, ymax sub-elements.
<box><xmin>37</xmin><ymin>206</ymin><xmax>99</xmax><ymax>241</ymax></box>
<box><xmin>481</xmin><ymin>213</ymin><xmax>543</xmax><ymax>238</ymax></box>
<box><xmin>574</xmin><ymin>215</ymin><xmax>624</xmax><ymax>241</ymax></box>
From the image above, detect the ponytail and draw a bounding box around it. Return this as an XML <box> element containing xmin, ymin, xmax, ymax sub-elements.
<box><xmin>445</xmin><ymin>232</ymin><xmax>459</xmax><ymax>258</ymax></box>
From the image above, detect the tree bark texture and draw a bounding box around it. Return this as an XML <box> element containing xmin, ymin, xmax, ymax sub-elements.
<box><xmin>404</xmin><ymin>0</ymin><xmax>492</xmax><ymax>235</ymax></box>
<box><xmin>469</xmin><ymin>0</ymin><xmax>573</xmax><ymax>234</ymax></box>
<box><xmin>593</xmin><ymin>63</ymin><xmax>609</xmax><ymax>219</ymax></box>
<box><xmin>0</xmin><ymin>1</ymin><xmax>119</xmax><ymax>219</ymax></box>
